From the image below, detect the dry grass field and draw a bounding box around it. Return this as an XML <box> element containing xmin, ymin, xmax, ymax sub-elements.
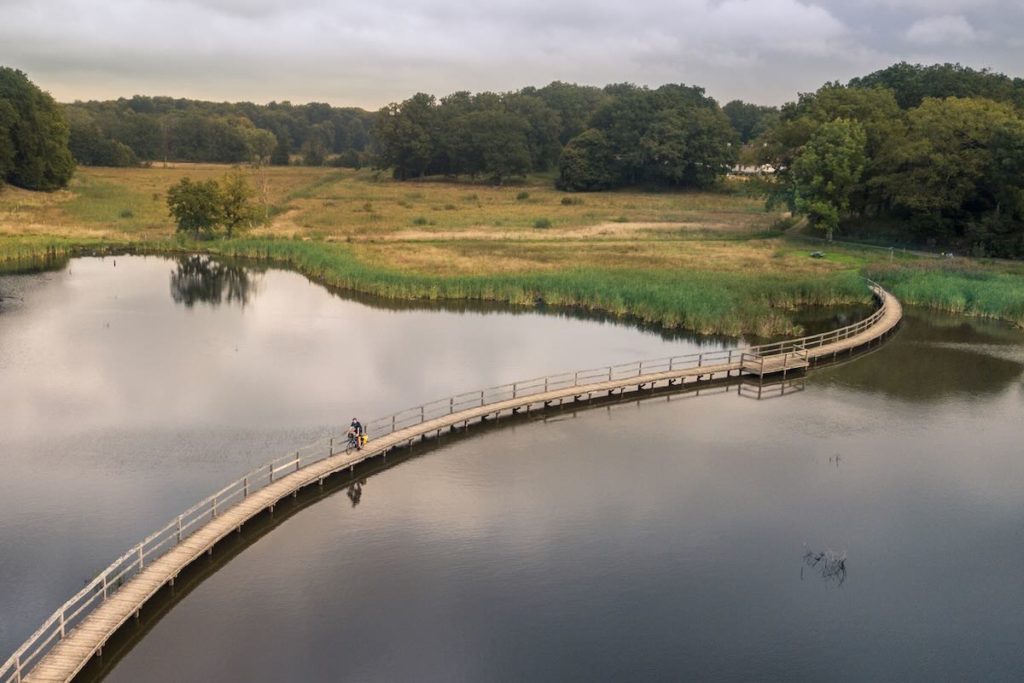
<box><xmin>2</xmin><ymin>165</ymin><xmax>1021</xmax><ymax>332</ymax></box>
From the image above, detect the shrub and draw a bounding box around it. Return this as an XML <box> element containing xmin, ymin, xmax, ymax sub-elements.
<box><xmin>412</xmin><ymin>216</ymin><xmax>428</xmax><ymax>226</ymax></box>
<box><xmin>561</xmin><ymin>196</ymin><xmax>583</xmax><ymax>205</ymax></box>
<box><xmin>516</xmin><ymin>191</ymin><xmax>530</xmax><ymax>200</ymax></box>
<box><xmin>533</xmin><ymin>218</ymin><xmax>552</xmax><ymax>229</ymax></box>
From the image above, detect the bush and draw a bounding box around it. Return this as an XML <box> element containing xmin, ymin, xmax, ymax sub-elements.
<box><xmin>412</xmin><ymin>216</ymin><xmax>428</xmax><ymax>225</ymax></box>
<box><xmin>561</xmin><ymin>196</ymin><xmax>583</xmax><ymax>205</ymax></box>
<box><xmin>533</xmin><ymin>218</ymin><xmax>552</xmax><ymax>229</ymax></box>
<box><xmin>516</xmin><ymin>191</ymin><xmax>530</xmax><ymax>200</ymax></box>
<box><xmin>118</xmin><ymin>208</ymin><xmax>134</xmax><ymax>219</ymax></box>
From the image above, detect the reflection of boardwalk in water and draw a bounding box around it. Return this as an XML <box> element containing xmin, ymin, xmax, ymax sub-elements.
<box><xmin>6</xmin><ymin>285</ymin><xmax>901</xmax><ymax>683</ymax></box>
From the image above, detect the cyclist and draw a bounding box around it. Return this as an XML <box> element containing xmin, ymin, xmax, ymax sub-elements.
<box><xmin>349</xmin><ymin>417</ymin><xmax>364</xmax><ymax>450</ymax></box>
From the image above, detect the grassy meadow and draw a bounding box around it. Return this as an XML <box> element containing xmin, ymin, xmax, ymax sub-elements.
<box><xmin>2</xmin><ymin>164</ymin><xmax>1022</xmax><ymax>333</ymax></box>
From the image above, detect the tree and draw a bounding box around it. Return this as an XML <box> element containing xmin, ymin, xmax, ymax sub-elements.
<box><xmin>723</xmin><ymin>100</ymin><xmax>779</xmax><ymax>143</ymax></box>
<box><xmin>557</xmin><ymin>129</ymin><xmax>617</xmax><ymax>191</ymax></box>
<box><xmin>463</xmin><ymin>110</ymin><xmax>532</xmax><ymax>184</ymax></box>
<box><xmin>875</xmin><ymin>97</ymin><xmax>1024</xmax><ymax>254</ymax></box>
<box><xmin>0</xmin><ymin>67</ymin><xmax>74</xmax><ymax>190</ymax></box>
<box><xmin>219</xmin><ymin>169</ymin><xmax>260</xmax><ymax>238</ymax></box>
<box><xmin>243</xmin><ymin>127</ymin><xmax>277</xmax><ymax>167</ymax></box>
<box><xmin>790</xmin><ymin>119</ymin><xmax>867</xmax><ymax>240</ymax></box>
<box><xmin>374</xmin><ymin>93</ymin><xmax>438</xmax><ymax>179</ymax></box>
<box><xmin>167</xmin><ymin>177</ymin><xmax>223</xmax><ymax>238</ymax></box>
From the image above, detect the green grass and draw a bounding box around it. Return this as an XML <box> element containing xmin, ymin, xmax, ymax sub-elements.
<box><xmin>2</xmin><ymin>166</ymin><xmax>1022</xmax><ymax>333</ymax></box>
<box><xmin>197</xmin><ymin>239</ymin><xmax>870</xmax><ymax>336</ymax></box>
<box><xmin>866</xmin><ymin>261</ymin><xmax>1024</xmax><ymax>324</ymax></box>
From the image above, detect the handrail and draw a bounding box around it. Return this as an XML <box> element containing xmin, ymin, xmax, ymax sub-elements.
<box><xmin>0</xmin><ymin>281</ymin><xmax>892</xmax><ymax>683</ymax></box>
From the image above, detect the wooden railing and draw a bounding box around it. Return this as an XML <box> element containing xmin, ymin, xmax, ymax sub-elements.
<box><xmin>0</xmin><ymin>283</ymin><xmax>893</xmax><ymax>683</ymax></box>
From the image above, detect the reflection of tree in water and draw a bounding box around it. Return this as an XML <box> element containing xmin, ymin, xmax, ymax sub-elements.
<box><xmin>821</xmin><ymin>312</ymin><xmax>1024</xmax><ymax>402</ymax></box>
<box><xmin>346</xmin><ymin>480</ymin><xmax>366</xmax><ymax>508</ymax></box>
<box><xmin>802</xmin><ymin>547</ymin><xmax>847</xmax><ymax>586</ymax></box>
<box><xmin>170</xmin><ymin>255</ymin><xmax>261</xmax><ymax>308</ymax></box>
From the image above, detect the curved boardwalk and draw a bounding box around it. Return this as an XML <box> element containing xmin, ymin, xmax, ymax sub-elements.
<box><xmin>4</xmin><ymin>284</ymin><xmax>901</xmax><ymax>683</ymax></box>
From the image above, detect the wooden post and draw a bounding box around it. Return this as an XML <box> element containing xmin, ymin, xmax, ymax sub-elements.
<box><xmin>698</xmin><ymin>353</ymin><xmax>703</xmax><ymax>367</ymax></box>
<box><xmin>269</xmin><ymin>462</ymin><xmax>274</xmax><ymax>483</ymax></box>
<box><xmin>449</xmin><ymin>398</ymin><xmax>454</xmax><ymax>414</ymax></box>
<box><xmin>608</xmin><ymin>367</ymin><xmax>612</xmax><ymax>381</ymax></box>
<box><xmin>139</xmin><ymin>544</ymin><xmax>144</xmax><ymax>569</ymax></box>
<box><xmin>176</xmin><ymin>515</ymin><xmax>182</xmax><ymax>542</ymax></box>
<box><xmin>420</xmin><ymin>406</ymin><xmax>425</xmax><ymax>423</ymax></box>
<box><xmin>243</xmin><ymin>477</ymin><xmax>249</xmax><ymax>498</ymax></box>
<box><xmin>513</xmin><ymin>383</ymin><xmax>517</xmax><ymax>399</ymax></box>
<box><xmin>295</xmin><ymin>451</ymin><xmax>300</xmax><ymax>472</ymax></box>
<box><xmin>60</xmin><ymin>610</ymin><xmax>65</xmax><ymax>638</ymax></box>
<box><xmin>392</xmin><ymin>414</ymin><xmax>396</xmax><ymax>432</ymax></box>
<box><xmin>212</xmin><ymin>497</ymin><xmax>217</xmax><ymax>518</ymax></box>
<box><xmin>329</xmin><ymin>438</ymin><xmax>333</xmax><ymax>457</ymax></box>
<box><xmin>15</xmin><ymin>654</ymin><xmax>20</xmax><ymax>683</ymax></box>
<box><xmin>544</xmin><ymin>377</ymin><xmax>549</xmax><ymax>392</ymax></box>
<box><xmin>103</xmin><ymin>574</ymin><xmax>108</xmax><ymax>599</ymax></box>
<box><xmin>574</xmin><ymin>371</ymin><xmax>579</xmax><ymax>386</ymax></box>
<box><xmin>480</xmin><ymin>390</ymin><xmax>484</xmax><ymax>406</ymax></box>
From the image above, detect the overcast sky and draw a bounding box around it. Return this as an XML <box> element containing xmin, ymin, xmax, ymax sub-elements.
<box><xmin>2</xmin><ymin>0</ymin><xmax>1022</xmax><ymax>108</ymax></box>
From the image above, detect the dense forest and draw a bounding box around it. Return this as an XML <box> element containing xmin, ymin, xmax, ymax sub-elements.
<box><xmin>374</xmin><ymin>82</ymin><xmax>737</xmax><ymax>189</ymax></box>
<box><xmin>3</xmin><ymin>62</ymin><xmax>1023</xmax><ymax>256</ymax></box>
<box><xmin>63</xmin><ymin>96</ymin><xmax>375</xmax><ymax>168</ymax></box>
<box><xmin>760</xmin><ymin>63</ymin><xmax>1024</xmax><ymax>257</ymax></box>
<box><xmin>0</xmin><ymin>67</ymin><xmax>74</xmax><ymax>190</ymax></box>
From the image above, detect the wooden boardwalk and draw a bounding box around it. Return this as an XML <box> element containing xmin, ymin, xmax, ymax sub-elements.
<box><xmin>5</xmin><ymin>284</ymin><xmax>901</xmax><ymax>683</ymax></box>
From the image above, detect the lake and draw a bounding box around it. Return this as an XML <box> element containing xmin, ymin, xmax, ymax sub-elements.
<box><xmin>2</xmin><ymin>256</ymin><xmax>1022</xmax><ymax>681</ymax></box>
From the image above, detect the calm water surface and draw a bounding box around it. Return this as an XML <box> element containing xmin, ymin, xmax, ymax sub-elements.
<box><xmin>0</xmin><ymin>255</ymin><xmax>721</xmax><ymax>659</ymax></box>
<box><xmin>3</xmin><ymin>256</ymin><xmax>1023</xmax><ymax>681</ymax></box>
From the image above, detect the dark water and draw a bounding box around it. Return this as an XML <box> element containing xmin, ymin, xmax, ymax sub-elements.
<box><xmin>3</xmin><ymin>257</ymin><xmax>1024</xmax><ymax>681</ymax></box>
<box><xmin>0</xmin><ymin>255</ymin><xmax>723</xmax><ymax>660</ymax></box>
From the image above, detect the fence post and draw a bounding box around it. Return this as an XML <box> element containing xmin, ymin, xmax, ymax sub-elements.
<box><xmin>544</xmin><ymin>377</ymin><xmax>549</xmax><ymax>392</ymax></box>
<box><xmin>269</xmin><ymin>462</ymin><xmax>274</xmax><ymax>483</ymax></box>
<box><xmin>698</xmin><ymin>353</ymin><xmax>703</xmax><ymax>367</ymax></box>
<box><xmin>608</xmin><ymin>366</ymin><xmax>612</xmax><ymax>381</ymax></box>
<box><xmin>177</xmin><ymin>515</ymin><xmax>182</xmax><ymax>542</ymax></box>
<box><xmin>574</xmin><ymin>371</ymin><xmax>579</xmax><ymax>386</ymax></box>
<box><xmin>15</xmin><ymin>654</ymin><xmax>20</xmax><ymax>682</ymax></box>
<box><xmin>60</xmin><ymin>610</ymin><xmax>65</xmax><ymax>637</ymax></box>
<box><xmin>637</xmin><ymin>361</ymin><xmax>642</xmax><ymax>377</ymax></box>
<box><xmin>139</xmin><ymin>544</ymin><xmax>144</xmax><ymax>569</ymax></box>
<box><xmin>329</xmin><ymin>438</ymin><xmax>333</xmax><ymax>457</ymax></box>
<box><xmin>480</xmin><ymin>390</ymin><xmax>484</xmax><ymax>406</ymax></box>
<box><xmin>420</xmin><ymin>406</ymin><xmax>425</xmax><ymax>423</ymax></box>
<box><xmin>103</xmin><ymin>573</ymin><xmax>108</xmax><ymax>599</ymax></box>
<box><xmin>392</xmin><ymin>414</ymin><xmax>396</xmax><ymax>432</ymax></box>
<box><xmin>450</xmin><ymin>398</ymin><xmax>454</xmax><ymax>414</ymax></box>
<box><xmin>513</xmin><ymin>383</ymin><xmax>517</xmax><ymax>399</ymax></box>
<box><xmin>295</xmin><ymin>451</ymin><xmax>300</xmax><ymax>472</ymax></box>
<box><xmin>243</xmin><ymin>477</ymin><xmax>249</xmax><ymax>498</ymax></box>
<box><xmin>212</xmin><ymin>497</ymin><xmax>217</xmax><ymax>518</ymax></box>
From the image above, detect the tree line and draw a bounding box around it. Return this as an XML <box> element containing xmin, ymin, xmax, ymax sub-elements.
<box><xmin>374</xmin><ymin>82</ymin><xmax>740</xmax><ymax>190</ymax></box>
<box><xmin>63</xmin><ymin>96</ymin><xmax>375</xmax><ymax>168</ymax></box>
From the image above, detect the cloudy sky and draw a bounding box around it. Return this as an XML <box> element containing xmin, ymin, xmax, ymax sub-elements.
<box><xmin>2</xmin><ymin>0</ymin><xmax>1022</xmax><ymax>108</ymax></box>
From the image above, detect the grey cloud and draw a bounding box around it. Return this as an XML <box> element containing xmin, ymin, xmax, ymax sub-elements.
<box><xmin>906</xmin><ymin>14</ymin><xmax>982</xmax><ymax>45</ymax></box>
<box><xmin>0</xmin><ymin>0</ymin><xmax>1020</xmax><ymax>107</ymax></box>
